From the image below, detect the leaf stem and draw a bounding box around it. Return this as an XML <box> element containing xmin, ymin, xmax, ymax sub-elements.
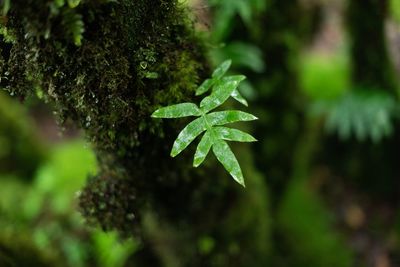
<box><xmin>202</xmin><ymin>114</ymin><xmax>217</xmax><ymax>141</ymax></box>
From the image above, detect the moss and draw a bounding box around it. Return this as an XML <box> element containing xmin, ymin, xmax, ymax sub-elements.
<box><xmin>79</xmin><ymin>172</ymin><xmax>141</xmax><ymax>235</ymax></box>
<box><xmin>2</xmin><ymin>0</ymin><xmax>207</xmax><ymax>151</ymax></box>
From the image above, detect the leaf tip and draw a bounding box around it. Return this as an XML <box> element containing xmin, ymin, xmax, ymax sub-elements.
<box><xmin>248</xmin><ymin>134</ymin><xmax>258</xmax><ymax>142</ymax></box>
<box><xmin>151</xmin><ymin>109</ymin><xmax>162</xmax><ymax>118</ymax></box>
<box><xmin>170</xmin><ymin>150</ymin><xmax>178</xmax><ymax>158</ymax></box>
<box><xmin>233</xmin><ymin>175</ymin><xmax>246</xmax><ymax>187</ymax></box>
<box><xmin>236</xmin><ymin>177</ymin><xmax>246</xmax><ymax>187</ymax></box>
<box><xmin>237</xmin><ymin>75</ymin><xmax>246</xmax><ymax>81</ymax></box>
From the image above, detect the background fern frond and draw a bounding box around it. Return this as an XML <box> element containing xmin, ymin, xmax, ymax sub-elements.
<box><xmin>61</xmin><ymin>9</ymin><xmax>84</xmax><ymax>46</ymax></box>
<box><xmin>315</xmin><ymin>89</ymin><xmax>399</xmax><ymax>142</ymax></box>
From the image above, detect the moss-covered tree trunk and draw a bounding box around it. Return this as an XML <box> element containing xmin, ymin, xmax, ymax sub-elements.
<box><xmin>347</xmin><ymin>0</ymin><xmax>396</xmax><ymax>91</ymax></box>
<box><xmin>310</xmin><ymin>2</ymin><xmax>400</xmax><ymax>265</ymax></box>
<box><xmin>320</xmin><ymin>0</ymin><xmax>400</xmax><ymax>198</ymax></box>
<box><xmin>0</xmin><ymin>0</ymin><xmax>270</xmax><ymax>266</ymax></box>
<box><xmin>251</xmin><ymin>0</ymin><xmax>307</xmax><ymax>201</ymax></box>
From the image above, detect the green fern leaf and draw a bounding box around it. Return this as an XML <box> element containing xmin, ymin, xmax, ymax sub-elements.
<box><xmin>196</xmin><ymin>79</ymin><xmax>214</xmax><ymax>96</ymax></box>
<box><xmin>196</xmin><ymin>61</ymin><xmax>247</xmax><ymax>107</ymax></box>
<box><xmin>152</xmin><ymin>59</ymin><xmax>257</xmax><ymax>186</ymax></box>
<box><xmin>62</xmin><ymin>9</ymin><xmax>84</xmax><ymax>46</ymax></box>
<box><xmin>214</xmin><ymin>127</ymin><xmax>257</xmax><ymax>142</ymax></box>
<box><xmin>207</xmin><ymin>110</ymin><xmax>258</xmax><ymax>126</ymax></box>
<box><xmin>171</xmin><ymin>117</ymin><xmax>206</xmax><ymax>157</ymax></box>
<box><xmin>200</xmin><ymin>79</ymin><xmax>241</xmax><ymax>112</ymax></box>
<box><xmin>323</xmin><ymin>90</ymin><xmax>397</xmax><ymax>142</ymax></box>
<box><xmin>151</xmin><ymin>103</ymin><xmax>201</xmax><ymax>118</ymax></box>
<box><xmin>231</xmin><ymin>89</ymin><xmax>248</xmax><ymax>106</ymax></box>
<box><xmin>212</xmin><ymin>140</ymin><xmax>245</xmax><ymax>187</ymax></box>
<box><xmin>212</xmin><ymin>59</ymin><xmax>232</xmax><ymax>79</ymax></box>
<box><xmin>54</xmin><ymin>0</ymin><xmax>65</xmax><ymax>8</ymax></box>
<box><xmin>67</xmin><ymin>0</ymin><xmax>81</xmax><ymax>8</ymax></box>
<box><xmin>193</xmin><ymin>131</ymin><xmax>213</xmax><ymax>167</ymax></box>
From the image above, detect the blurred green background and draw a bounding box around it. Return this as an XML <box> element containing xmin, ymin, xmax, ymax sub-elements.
<box><xmin>0</xmin><ymin>95</ymin><xmax>138</xmax><ymax>266</ymax></box>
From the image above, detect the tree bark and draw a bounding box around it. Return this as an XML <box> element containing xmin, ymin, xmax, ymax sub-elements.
<box><xmin>347</xmin><ymin>0</ymin><xmax>397</xmax><ymax>91</ymax></box>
